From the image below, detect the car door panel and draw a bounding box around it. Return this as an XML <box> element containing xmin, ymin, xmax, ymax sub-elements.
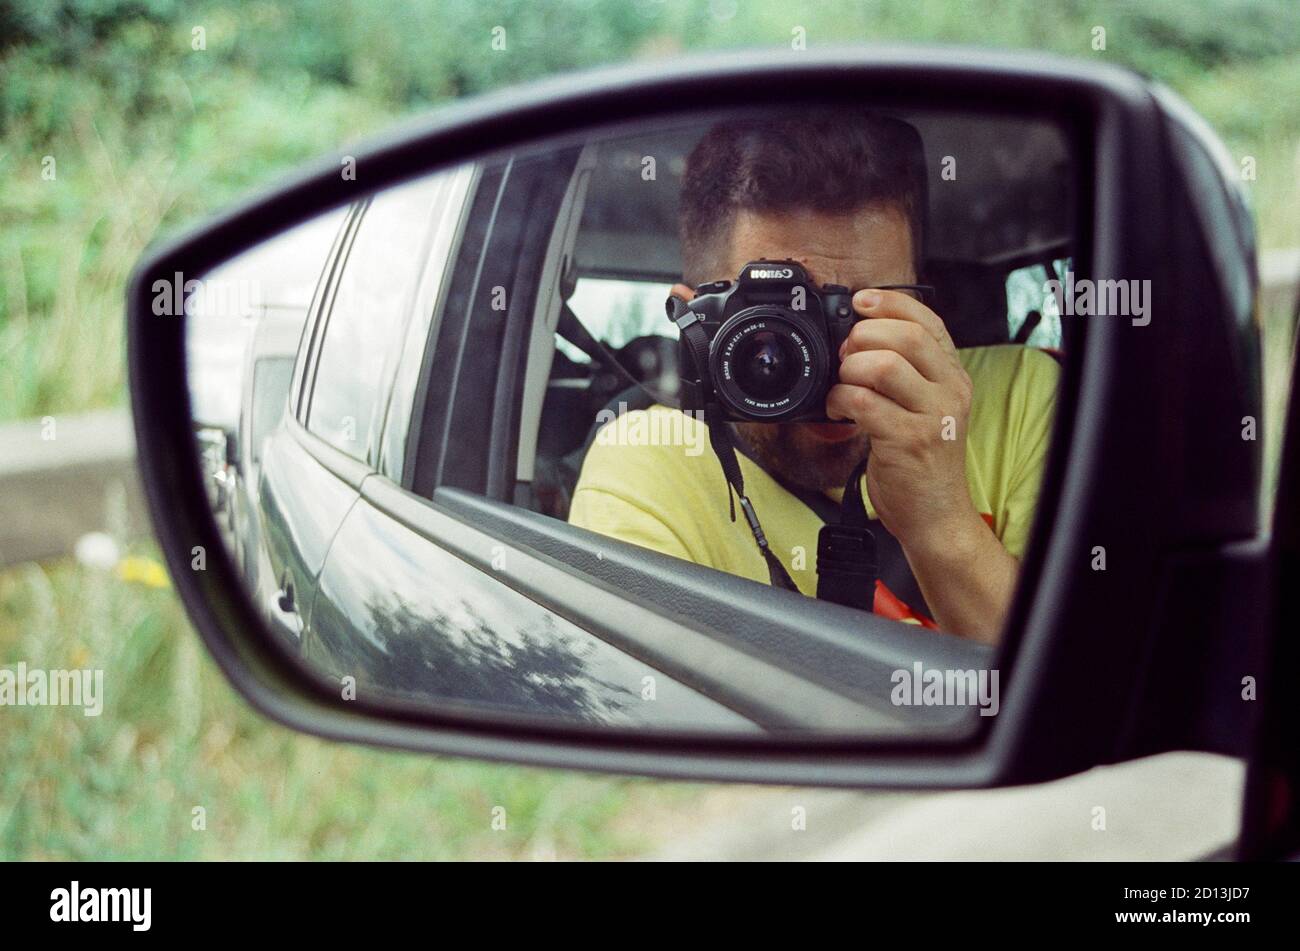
<box><xmin>258</xmin><ymin>173</ymin><xmax>468</xmax><ymax>649</ymax></box>
<box><xmin>257</xmin><ymin>417</ymin><xmax>363</xmax><ymax>645</ymax></box>
<box><xmin>308</xmin><ymin>479</ymin><xmax>758</xmax><ymax>730</ymax></box>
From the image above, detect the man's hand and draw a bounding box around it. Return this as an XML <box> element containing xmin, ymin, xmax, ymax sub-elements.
<box><xmin>827</xmin><ymin>289</ymin><xmax>1017</xmax><ymax>641</ymax></box>
<box><xmin>828</xmin><ymin>289</ymin><xmax>975</xmax><ymax>548</ymax></box>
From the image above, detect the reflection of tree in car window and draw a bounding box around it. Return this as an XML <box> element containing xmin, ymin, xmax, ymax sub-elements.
<box><xmin>340</xmin><ymin>595</ymin><xmax>632</xmax><ymax>723</ymax></box>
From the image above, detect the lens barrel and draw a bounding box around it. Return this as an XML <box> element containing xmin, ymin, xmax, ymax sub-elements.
<box><xmin>709</xmin><ymin>306</ymin><xmax>829</xmax><ymax>420</ymax></box>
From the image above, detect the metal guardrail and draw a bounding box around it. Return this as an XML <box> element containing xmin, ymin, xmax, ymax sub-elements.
<box><xmin>0</xmin><ymin>409</ymin><xmax>149</xmax><ymax>568</ymax></box>
<box><xmin>0</xmin><ymin>250</ymin><xmax>1296</xmax><ymax>571</ymax></box>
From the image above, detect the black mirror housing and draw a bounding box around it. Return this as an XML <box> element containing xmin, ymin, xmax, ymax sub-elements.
<box><xmin>128</xmin><ymin>46</ymin><xmax>1265</xmax><ymax>787</ymax></box>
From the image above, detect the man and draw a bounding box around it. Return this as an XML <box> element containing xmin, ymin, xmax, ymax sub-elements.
<box><xmin>569</xmin><ymin>111</ymin><xmax>1059</xmax><ymax>643</ymax></box>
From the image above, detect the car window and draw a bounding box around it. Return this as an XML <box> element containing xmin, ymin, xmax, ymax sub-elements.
<box><xmin>568</xmin><ymin>267</ymin><xmax>1072</xmax><ymax>359</ymax></box>
<box><xmin>306</xmin><ymin>177</ymin><xmax>447</xmax><ymax>461</ymax></box>
<box><xmin>1005</xmin><ymin>259</ymin><xmax>1069</xmax><ymax>349</ymax></box>
<box><xmin>562</xmin><ymin>277</ymin><xmax>673</xmax><ymax>363</ymax></box>
<box><xmin>250</xmin><ymin>356</ymin><xmax>294</xmax><ymax>465</ymax></box>
<box><xmin>377</xmin><ymin>165</ymin><xmax>476</xmax><ymax>483</ymax></box>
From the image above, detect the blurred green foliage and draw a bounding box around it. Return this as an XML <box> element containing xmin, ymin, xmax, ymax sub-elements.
<box><xmin>1</xmin><ymin>0</ymin><xmax>1297</xmax><ymax>860</ymax></box>
<box><xmin>2</xmin><ymin>0</ymin><xmax>1298</xmax><ymax>420</ymax></box>
<box><xmin>1</xmin><ymin>0</ymin><xmax>1297</xmax><ymax>420</ymax></box>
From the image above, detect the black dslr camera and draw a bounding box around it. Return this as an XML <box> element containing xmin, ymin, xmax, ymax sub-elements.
<box><xmin>669</xmin><ymin>259</ymin><xmax>857</xmax><ymax>423</ymax></box>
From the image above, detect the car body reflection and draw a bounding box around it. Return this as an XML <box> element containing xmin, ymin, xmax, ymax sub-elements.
<box><xmin>294</xmin><ymin>481</ymin><xmax>759</xmax><ymax>730</ymax></box>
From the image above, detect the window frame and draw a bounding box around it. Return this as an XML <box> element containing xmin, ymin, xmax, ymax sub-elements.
<box><xmin>289</xmin><ymin>202</ymin><xmax>362</xmax><ymax>423</ymax></box>
<box><xmin>378</xmin><ymin>164</ymin><xmax>479</xmax><ymax>483</ymax></box>
<box><xmin>297</xmin><ymin>175</ymin><xmax>465</xmax><ymax>468</ymax></box>
<box><xmin>406</xmin><ymin>149</ymin><xmax>583</xmax><ymax>500</ymax></box>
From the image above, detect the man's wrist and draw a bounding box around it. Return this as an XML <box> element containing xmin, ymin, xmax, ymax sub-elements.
<box><xmin>900</xmin><ymin>504</ymin><xmax>990</xmax><ymax>570</ymax></box>
<box><xmin>896</xmin><ymin>502</ymin><xmax>1016</xmax><ymax>642</ymax></box>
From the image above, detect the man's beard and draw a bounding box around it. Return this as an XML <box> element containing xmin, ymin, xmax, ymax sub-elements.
<box><xmin>732</xmin><ymin>422</ymin><xmax>871</xmax><ymax>493</ymax></box>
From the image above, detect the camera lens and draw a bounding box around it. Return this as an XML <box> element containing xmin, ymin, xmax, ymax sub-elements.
<box><xmin>710</xmin><ymin>308</ymin><xmax>828</xmax><ymax>420</ymax></box>
<box><xmin>733</xmin><ymin>330</ymin><xmax>800</xmax><ymax>401</ymax></box>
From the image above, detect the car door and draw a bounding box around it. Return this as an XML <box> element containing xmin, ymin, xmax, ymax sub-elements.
<box><xmin>257</xmin><ymin>173</ymin><xmax>465</xmax><ymax>650</ymax></box>
<box><xmin>297</xmin><ymin>154</ymin><xmax>763</xmax><ymax>731</ymax></box>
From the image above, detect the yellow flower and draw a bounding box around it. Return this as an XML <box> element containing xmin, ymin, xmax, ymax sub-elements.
<box><xmin>116</xmin><ymin>556</ymin><xmax>171</xmax><ymax>589</ymax></box>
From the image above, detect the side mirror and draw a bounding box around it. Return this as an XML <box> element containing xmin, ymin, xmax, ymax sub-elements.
<box><xmin>128</xmin><ymin>48</ymin><xmax>1265</xmax><ymax>788</ymax></box>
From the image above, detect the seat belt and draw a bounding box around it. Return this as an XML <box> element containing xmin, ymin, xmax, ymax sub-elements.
<box><xmin>556</xmin><ymin>304</ymin><xmax>673</xmax><ymax>407</ymax></box>
<box><xmin>731</xmin><ymin>421</ymin><xmax>935</xmax><ymax>622</ymax></box>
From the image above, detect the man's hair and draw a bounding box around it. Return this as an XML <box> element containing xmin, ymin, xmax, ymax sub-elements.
<box><xmin>678</xmin><ymin>110</ymin><xmax>927</xmax><ymax>285</ymax></box>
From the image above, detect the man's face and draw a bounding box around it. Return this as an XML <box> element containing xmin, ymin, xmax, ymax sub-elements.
<box><xmin>712</xmin><ymin>204</ymin><xmax>916</xmax><ymax>492</ymax></box>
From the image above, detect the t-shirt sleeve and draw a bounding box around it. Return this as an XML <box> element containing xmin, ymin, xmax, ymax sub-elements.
<box><xmin>998</xmin><ymin>348</ymin><xmax>1061</xmax><ymax>560</ymax></box>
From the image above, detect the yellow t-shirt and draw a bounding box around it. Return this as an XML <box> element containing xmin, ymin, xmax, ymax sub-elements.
<box><xmin>569</xmin><ymin>344</ymin><xmax>1059</xmax><ymax>614</ymax></box>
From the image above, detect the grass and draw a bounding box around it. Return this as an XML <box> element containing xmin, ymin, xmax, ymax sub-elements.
<box><xmin>0</xmin><ymin>541</ymin><xmax>701</xmax><ymax>860</ymax></box>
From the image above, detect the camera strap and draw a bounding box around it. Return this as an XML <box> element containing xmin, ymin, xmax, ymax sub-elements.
<box><xmin>705</xmin><ymin>401</ymin><xmax>802</xmax><ymax>594</ymax></box>
<box><xmin>670</xmin><ymin>296</ymin><xmax>799</xmax><ymax>593</ymax></box>
<box><xmin>732</xmin><ymin>435</ymin><xmax>932</xmax><ymax>620</ymax></box>
<box><xmin>813</xmin><ymin>455</ymin><xmax>878</xmax><ymax>611</ymax></box>
<box><xmin>728</xmin><ymin>427</ymin><xmax>880</xmax><ymax>612</ymax></box>
<box><xmin>670</xmin><ymin>294</ymin><xmax>882</xmax><ymax>610</ymax></box>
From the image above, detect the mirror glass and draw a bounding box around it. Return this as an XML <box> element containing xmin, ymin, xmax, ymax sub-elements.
<box><xmin>185</xmin><ymin>105</ymin><xmax>1076</xmax><ymax>736</ymax></box>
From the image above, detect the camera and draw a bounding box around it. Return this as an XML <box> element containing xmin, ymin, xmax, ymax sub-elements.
<box><xmin>670</xmin><ymin>259</ymin><xmax>857</xmax><ymax>423</ymax></box>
